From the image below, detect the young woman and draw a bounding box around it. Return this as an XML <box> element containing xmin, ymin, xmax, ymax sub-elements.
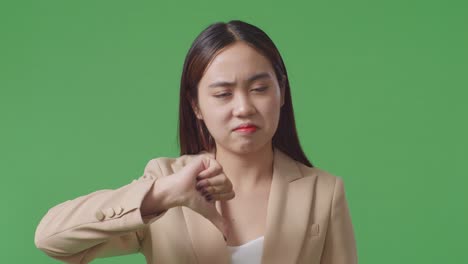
<box><xmin>35</xmin><ymin>20</ymin><xmax>357</xmax><ymax>264</ymax></box>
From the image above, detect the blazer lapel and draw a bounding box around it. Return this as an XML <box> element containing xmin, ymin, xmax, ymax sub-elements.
<box><xmin>261</xmin><ymin>148</ymin><xmax>318</xmax><ymax>264</ymax></box>
<box><xmin>178</xmin><ymin>148</ymin><xmax>317</xmax><ymax>264</ymax></box>
<box><xmin>171</xmin><ymin>153</ymin><xmax>230</xmax><ymax>264</ymax></box>
<box><xmin>182</xmin><ymin>206</ymin><xmax>230</xmax><ymax>264</ymax></box>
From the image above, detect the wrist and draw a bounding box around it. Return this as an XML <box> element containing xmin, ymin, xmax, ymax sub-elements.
<box><xmin>141</xmin><ymin>176</ymin><xmax>175</xmax><ymax>216</ymax></box>
<box><xmin>151</xmin><ymin>176</ymin><xmax>181</xmax><ymax>211</ymax></box>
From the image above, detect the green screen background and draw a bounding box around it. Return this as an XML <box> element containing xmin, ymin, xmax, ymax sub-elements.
<box><xmin>1</xmin><ymin>0</ymin><xmax>466</xmax><ymax>263</ymax></box>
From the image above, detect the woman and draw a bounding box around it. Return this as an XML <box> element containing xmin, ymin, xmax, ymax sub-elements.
<box><xmin>35</xmin><ymin>20</ymin><xmax>357</xmax><ymax>264</ymax></box>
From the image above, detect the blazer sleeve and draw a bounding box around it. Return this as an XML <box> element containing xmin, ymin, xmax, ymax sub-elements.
<box><xmin>320</xmin><ymin>177</ymin><xmax>358</xmax><ymax>264</ymax></box>
<box><xmin>34</xmin><ymin>158</ymin><xmax>169</xmax><ymax>263</ymax></box>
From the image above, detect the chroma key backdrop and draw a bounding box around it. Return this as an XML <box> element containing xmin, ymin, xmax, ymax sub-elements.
<box><xmin>1</xmin><ymin>0</ymin><xmax>467</xmax><ymax>263</ymax></box>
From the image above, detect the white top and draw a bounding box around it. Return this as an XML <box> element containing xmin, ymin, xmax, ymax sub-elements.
<box><xmin>227</xmin><ymin>236</ymin><xmax>265</xmax><ymax>264</ymax></box>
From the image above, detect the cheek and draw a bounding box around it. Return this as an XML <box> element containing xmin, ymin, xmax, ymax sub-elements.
<box><xmin>201</xmin><ymin>106</ymin><xmax>229</xmax><ymax>132</ymax></box>
<box><xmin>198</xmin><ymin>98</ymin><xmax>217</xmax><ymax>119</ymax></box>
<box><xmin>262</xmin><ymin>98</ymin><xmax>281</xmax><ymax>122</ymax></box>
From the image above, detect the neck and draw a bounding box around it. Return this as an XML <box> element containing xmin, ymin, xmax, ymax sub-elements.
<box><xmin>213</xmin><ymin>143</ymin><xmax>274</xmax><ymax>193</ymax></box>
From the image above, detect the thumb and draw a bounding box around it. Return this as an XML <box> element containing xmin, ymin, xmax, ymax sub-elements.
<box><xmin>205</xmin><ymin>203</ymin><xmax>227</xmax><ymax>241</ymax></box>
<box><xmin>208</xmin><ymin>204</ymin><xmax>227</xmax><ymax>240</ymax></box>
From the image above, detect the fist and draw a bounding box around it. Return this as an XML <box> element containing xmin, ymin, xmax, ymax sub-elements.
<box><xmin>195</xmin><ymin>157</ymin><xmax>235</xmax><ymax>202</ymax></box>
<box><xmin>168</xmin><ymin>154</ymin><xmax>235</xmax><ymax>237</ymax></box>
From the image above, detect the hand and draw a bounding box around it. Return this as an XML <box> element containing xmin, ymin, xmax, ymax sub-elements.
<box><xmin>167</xmin><ymin>154</ymin><xmax>235</xmax><ymax>238</ymax></box>
<box><xmin>195</xmin><ymin>158</ymin><xmax>235</xmax><ymax>203</ymax></box>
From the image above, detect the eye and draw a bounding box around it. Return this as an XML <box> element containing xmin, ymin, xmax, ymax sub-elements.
<box><xmin>253</xmin><ymin>86</ymin><xmax>268</xmax><ymax>92</ymax></box>
<box><xmin>214</xmin><ymin>92</ymin><xmax>231</xmax><ymax>98</ymax></box>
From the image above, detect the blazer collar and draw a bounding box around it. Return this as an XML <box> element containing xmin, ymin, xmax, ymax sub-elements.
<box><xmin>179</xmin><ymin>147</ymin><xmax>318</xmax><ymax>264</ymax></box>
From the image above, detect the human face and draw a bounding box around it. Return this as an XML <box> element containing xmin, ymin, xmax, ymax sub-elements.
<box><xmin>193</xmin><ymin>41</ymin><xmax>285</xmax><ymax>154</ymax></box>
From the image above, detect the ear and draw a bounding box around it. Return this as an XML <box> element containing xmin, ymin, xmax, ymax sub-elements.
<box><xmin>191</xmin><ymin>100</ymin><xmax>203</xmax><ymax>120</ymax></box>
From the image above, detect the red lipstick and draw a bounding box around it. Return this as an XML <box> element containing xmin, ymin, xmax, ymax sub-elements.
<box><xmin>234</xmin><ymin>123</ymin><xmax>258</xmax><ymax>133</ymax></box>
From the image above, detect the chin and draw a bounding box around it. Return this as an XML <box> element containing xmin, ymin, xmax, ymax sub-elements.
<box><xmin>216</xmin><ymin>136</ymin><xmax>272</xmax><ymax>155</ymax></box>
<box><xmin>235</xmin><ymin>141</ymin><xmax>272</xmax><ymax>155</ymax></box>
<box><xmin>236</xmin><ymin>145</ymin><xmax>258</xmax><ymax>154</ymax></box>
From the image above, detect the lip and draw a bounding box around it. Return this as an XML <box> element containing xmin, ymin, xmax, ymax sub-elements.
<box><xmin>233</xmin><ymin>123</ymin><xmax>258</xmax><ymax>131</ymax></box>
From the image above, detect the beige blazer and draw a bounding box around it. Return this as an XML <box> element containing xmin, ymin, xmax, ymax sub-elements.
<box><xmin>35</xmin><ymin>147</ymin><xmax>358</xmax><ymax>263</ymax></box>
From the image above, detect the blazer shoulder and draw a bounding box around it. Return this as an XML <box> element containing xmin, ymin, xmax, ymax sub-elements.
<box><xmin>296</xmin><ymin>162</ymin><xmax>343</xmax><ymax>192</ymax></box>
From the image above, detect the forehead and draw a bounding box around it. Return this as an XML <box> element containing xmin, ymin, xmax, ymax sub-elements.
<box><xmin>200</xmin><ymin>42</ymin><xmax>275</xmax><ymax>84</ymax></box>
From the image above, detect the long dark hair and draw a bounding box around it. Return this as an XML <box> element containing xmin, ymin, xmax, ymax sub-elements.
<box><xmin>177</xmin><ymin>20</ymin><xmax>313</xmax><ymax>167</ymax></box>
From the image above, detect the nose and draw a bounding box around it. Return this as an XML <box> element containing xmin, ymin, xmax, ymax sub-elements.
<box><xmin>232</xmin><ymin>93</ymin><xmax>256</xmax><ymax>117</ymax></box>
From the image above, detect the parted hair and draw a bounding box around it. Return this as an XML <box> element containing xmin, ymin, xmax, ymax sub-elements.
<box><xmin>177</xmin><ymin>20</ymin><xmax>313</xmax><ymax>167</ymax></box>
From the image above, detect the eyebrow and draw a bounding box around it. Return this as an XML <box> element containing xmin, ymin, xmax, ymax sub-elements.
<box><xmin>208</xmin><ymin>72</ymin><xmax>271</xmax><ymax>88</ymax></box>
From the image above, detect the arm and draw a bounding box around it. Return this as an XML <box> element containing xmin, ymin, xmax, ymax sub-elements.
<box><xmin>320</xmin><ymin>177</ymin><xmax>358</xmax><ymax>264</ymax></box>
<box><xmin>34</xmin><ymin>158</ymin><xmax>170</xmax><ymax>263</ymax></box>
